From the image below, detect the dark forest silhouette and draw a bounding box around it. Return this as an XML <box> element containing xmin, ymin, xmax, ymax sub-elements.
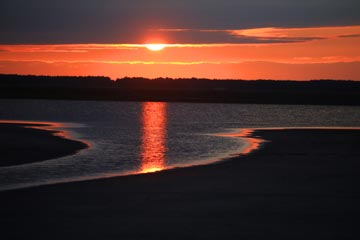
<box><xmin>1</xmin><ymin>74</ymin><xmax>359</xmax><ymax>105</ymax></box>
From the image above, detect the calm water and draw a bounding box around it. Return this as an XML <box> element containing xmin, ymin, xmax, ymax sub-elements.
<box><xmin>1</xmin><ymin>99</ymin><xmax>360</xmax><ymax>190</ymax></box>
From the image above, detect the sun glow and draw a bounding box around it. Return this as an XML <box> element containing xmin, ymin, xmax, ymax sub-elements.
<box><xmin>145</xmin><ymin>44</ymin><xmax>166</xmax><ymax>51</ymax></box>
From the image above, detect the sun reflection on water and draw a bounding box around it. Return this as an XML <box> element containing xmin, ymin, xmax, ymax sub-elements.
<box><xmin>140</xmin><ymin>102</ymin><xmax>167</xmax><ymax>173</ymax></box>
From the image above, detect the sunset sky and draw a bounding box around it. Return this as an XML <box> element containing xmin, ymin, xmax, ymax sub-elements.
<box><xmin>1</xmin><ymin>0</ymin><xmax>360</xmax><ymax>80</ymax></box>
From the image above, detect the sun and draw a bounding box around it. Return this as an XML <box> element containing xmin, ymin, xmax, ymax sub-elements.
<box><xmin>145</xmin><ymin>44</ymin><xmax>166</xmax><ymax>51</ymax></box>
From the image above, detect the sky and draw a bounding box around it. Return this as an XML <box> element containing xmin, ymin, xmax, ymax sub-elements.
<box><xmin>1</xmin><ymin>0</ymin><xmax>360</xmax><ymax>80</ymax></box>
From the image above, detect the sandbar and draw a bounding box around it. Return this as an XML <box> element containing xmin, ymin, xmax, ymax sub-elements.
<box><xmin>0</xmin><ymin>128</ymin><xmax>359</xmax><ymax>239</ymax></box>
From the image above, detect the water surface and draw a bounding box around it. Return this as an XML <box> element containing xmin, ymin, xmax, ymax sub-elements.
<box><xmin>1</xmin><ymin>99</ymin><xmax>360</xmax><ymax>190</ymax></box>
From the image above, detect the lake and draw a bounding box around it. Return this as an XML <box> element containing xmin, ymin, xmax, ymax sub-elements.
<box><xmin>1</xmin><ymin>99</ymin><xmax>360</xmax><ymax>190</ymax></box>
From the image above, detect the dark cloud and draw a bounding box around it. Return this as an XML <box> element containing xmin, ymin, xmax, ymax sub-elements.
<box><xmin>338</xmin><ymin>34</ymin><xmax>360</xmax><ymax>38</ymax></box>
<box><xmin>147</xmin><ymin>29</ymin><xmax>324</xmax><ymax>44</ymax></box>
<box><xmin>0</xmin><ymin>0</ymin><xmax>359</xmax><ymax>44</ymax></box>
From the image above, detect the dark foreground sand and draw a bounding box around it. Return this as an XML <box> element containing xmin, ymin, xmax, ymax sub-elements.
<box><xmin>1</xmin><ymin>129</ymin><xmax>360</xmax><ymax>239</ymax></box>
<box><xmin>0</xmin><ymin>122</ymin><xmax>88</xmax><ymax>167</ymax></box>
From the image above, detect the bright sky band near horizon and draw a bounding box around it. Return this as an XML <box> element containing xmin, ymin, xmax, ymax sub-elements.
<box><xmin>1</xmin><ymin>0</ymin><xmax>360</xmax><ymax>80</ymax></box>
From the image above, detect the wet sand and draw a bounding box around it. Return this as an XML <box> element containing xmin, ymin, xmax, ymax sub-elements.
<box><xmin>0</xmin><ymin>122</ymin><xmax>88</xmax><ymax>167</ymax></box>
<box><xmin>1</xmin><ymin>129</ymin><xmax>360</xmax><ymax>239</ymax></box>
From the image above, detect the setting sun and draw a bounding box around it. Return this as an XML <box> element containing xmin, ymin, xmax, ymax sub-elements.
<box><xmin>145</xmin><ymin>44</ymin><xmax>166</xmax><ymax>51</ymax></box>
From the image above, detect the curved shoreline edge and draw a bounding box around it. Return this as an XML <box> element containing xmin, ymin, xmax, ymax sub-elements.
<box><xmin>0</xmin><ymin>120</ymin><xmax>89</xmax><ymax>167</ymax></box>
<box><xmin>1</xmin><ymin>126</ymin><xmax>359</xmax><ymax>191</ymax></box>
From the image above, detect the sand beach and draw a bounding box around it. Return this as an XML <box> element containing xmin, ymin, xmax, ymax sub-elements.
<box><xmin>1</xmin><ymin>127</ymin><xmax>359</xmax><ymax>239</ymax></box>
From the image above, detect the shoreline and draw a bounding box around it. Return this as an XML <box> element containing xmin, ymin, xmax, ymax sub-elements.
<box><xmin>0</xmin><ymin>120</ymin><xmax>89</xmax><ymax>167</ymax></box>
<box><xmin>1</xmin><ymin>126</ymin><xmax>359</xmax><ymax>190</ymax></box>
<box><xmin>1</xmin><ymin>128</ymin><xmax>360</xmax><ymax>239</ymax></box>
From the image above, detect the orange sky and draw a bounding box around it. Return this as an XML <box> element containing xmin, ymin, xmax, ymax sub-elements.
<box><xmin>1</xmin><ymin>25</ymin><xmax>359</xmax><ymax>80</ymax></box>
